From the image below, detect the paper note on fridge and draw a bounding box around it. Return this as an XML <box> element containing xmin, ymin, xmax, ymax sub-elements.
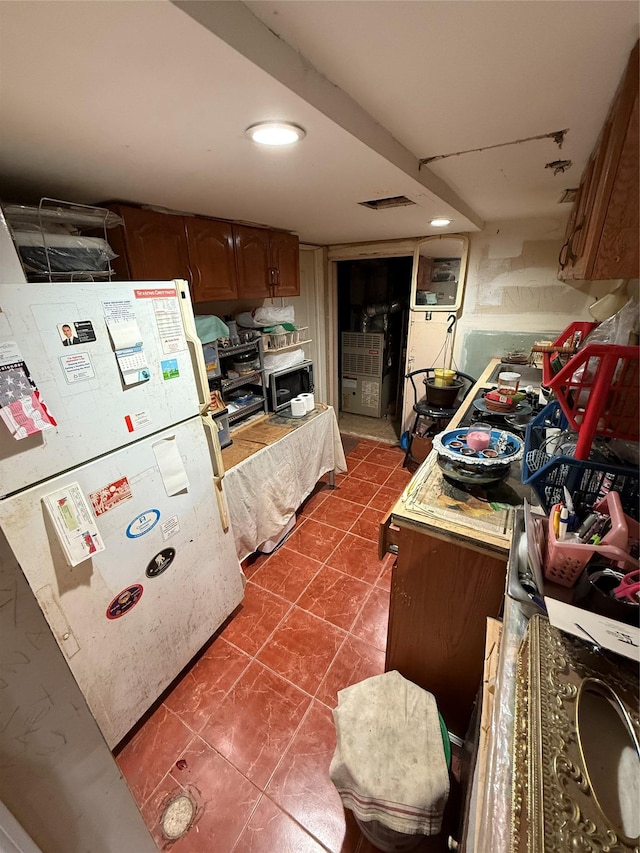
<box><xmin>102</xmin><ymin>299</ymin><xmax>151</xmax><ymax>385</ymax></box>
<box><xmin>43</xmin><ymin>483</ymin><xmax>105</xmax><ymax>566</ymax></box>
<box><xmin>545</xmin><ymin>597</ymin><xmax>640</xmax><ymax>662</ymax></box>
<box><xmin>153</xmin><ymin>436</ymin><xmax>190</xmax><ymax>496</ymax></box>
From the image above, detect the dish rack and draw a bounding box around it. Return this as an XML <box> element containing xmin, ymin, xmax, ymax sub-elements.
<box><xmin>542</xmin><ymin>321</ymin><xmax>639</xmax><ymax>459</ymax></box>
<box><xmin>544</xmin><ymin>491</ymin><xmax>639</xmax><ymax>587</ymax></box>
<box><xmin>522</xmin><ymin>401</ymin><xmax>639</xmax><ymax>519</ymax></box>
<box><xmin>263</xmin><ymin>326</ymin><xmax>309</xmax><ymax>351</ymax></box>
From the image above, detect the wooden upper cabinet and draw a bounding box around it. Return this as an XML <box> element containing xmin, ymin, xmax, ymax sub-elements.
<box><xmin>270</xmin><ymin>229</ymin><xmax>300</xmax><ymax>297</ymax></box>
<box><xmin>108</xmin><ymin>204</ymin><xmax>191</xmax><ymax>282</ymax></box>
<box><xmin>559</xmin><ymin>40</ymin><xmax>639</xmax><ymax>281</ymax></box>
<box><xmin>234</xmin><ymin>224</ymin><xmax>300</xmax><ymax>299</ymax></box>
<box><xmin>185</xmin><ymin>217</ymin><xmax>238</xmax><ymax>301</ymax></box>
<box><xmin>233</xmin><ymin>225</ymin><xmax>272</xmax><ymax>299</ymax></box>
<box><xmin>105</xmin><ymin>204</ymin><xmax>299</xmax><ymax>301</ymax></box>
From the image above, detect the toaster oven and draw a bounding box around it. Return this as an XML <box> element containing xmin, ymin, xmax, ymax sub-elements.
<box><xmin>268</xmin><ymin>360</ymin><xmax>314</xmax><ymax>412</ymax></box>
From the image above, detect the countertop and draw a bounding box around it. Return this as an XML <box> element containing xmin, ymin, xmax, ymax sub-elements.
<box><xmin>389</xmin><ymin>358</ymin><xmax>537</xmax><ymax>556</ymax></box>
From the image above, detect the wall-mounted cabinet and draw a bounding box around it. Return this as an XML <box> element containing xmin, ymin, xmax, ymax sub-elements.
<box><xmin>558</xmin><ymin>40</ymin><xmax>639</xmax><ymax>282</ymax></box>
<box><xmin>104</xmin><ymin>203</ymin><xmax>299</xmax><ymax>302</ymax></box>
<box><xmin>233</xmin><ymin>224</ymin><xmax>300</xmax><ymax>299</ymax></box>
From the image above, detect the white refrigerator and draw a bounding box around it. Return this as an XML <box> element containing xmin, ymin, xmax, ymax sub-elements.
<box><xmin>0</xmin><ymin>279</ymin><xmax>244</xmax><ymax>749</ymax></box>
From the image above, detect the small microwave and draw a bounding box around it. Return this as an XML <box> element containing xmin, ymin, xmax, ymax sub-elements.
<box><xmin>268</xmin><ymin>360</ymin><xmax>314</xmax><ymax>412</ymax></box>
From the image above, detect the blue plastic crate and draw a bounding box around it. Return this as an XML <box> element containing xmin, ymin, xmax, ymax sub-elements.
<box><xmin>522</xmin><ymin>401</ymin><xmax>639</xmax><ymax>518</ymax></box>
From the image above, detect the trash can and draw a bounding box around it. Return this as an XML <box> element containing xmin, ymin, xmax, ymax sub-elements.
<box><xmin>329</xmin><ymin>671</ymin><xmax>450</xmax><ymax>853</ymax></box>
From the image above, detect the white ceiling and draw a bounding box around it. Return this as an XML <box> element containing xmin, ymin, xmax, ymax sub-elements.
<box><xmin>0</xmin><ymin>1</ymin><xmax>637</xmax><ymax>245</ymax></box>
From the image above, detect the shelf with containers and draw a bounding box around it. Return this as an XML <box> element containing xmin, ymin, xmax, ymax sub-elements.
<box><xmin>216</xmin><ymin>338</ymin><xmax>268</xmax><ymax>427</ymax></box>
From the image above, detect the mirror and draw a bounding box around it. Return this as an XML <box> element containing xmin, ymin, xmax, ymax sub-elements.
<box><xmin>410</xmin><ymin>234</ymin><xmax>469</xmax><ymax>311</ymax></box>
<box><xmin>576</xmin><ymin>677</ymin><xmax>640</xmax><ymax>844</ymax></box>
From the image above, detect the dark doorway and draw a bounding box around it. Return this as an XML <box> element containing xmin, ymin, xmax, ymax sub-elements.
<box><xmin>337</xmin><ymin>256</ymin><xmax>411</xmax><ymax>442</ymax></box>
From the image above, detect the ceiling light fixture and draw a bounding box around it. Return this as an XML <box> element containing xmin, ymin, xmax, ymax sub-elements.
<box><xmin>430</xmin><ymin>218</ymin><xmax>451</xmax><ymax>227</ymax></box>
<box><xmin>245</xmin><ymin>122</ymin><xmax>306</xmax><ymax>146</ymax></box>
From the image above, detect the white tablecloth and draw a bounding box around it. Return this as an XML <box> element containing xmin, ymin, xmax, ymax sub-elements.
<box><xmin>224</xmin><ymin>406</ymin><xmax>347</xmax><ymax>561</ymax></box>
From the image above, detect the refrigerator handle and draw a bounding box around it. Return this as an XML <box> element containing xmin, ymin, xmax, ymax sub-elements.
<box><xmin>201</xmin><ymin>412</ymin><xmax>225</xmax><ymax>479</ymax></box>
<box><xmin>201</xmin><ymin>415</ymin><xmax>230</xmax><ymax>532</ymax></box>
<box><xmin>175</xmin><ymin>278</ymin><xmax>210</xmax><ymax>413</ymax></box>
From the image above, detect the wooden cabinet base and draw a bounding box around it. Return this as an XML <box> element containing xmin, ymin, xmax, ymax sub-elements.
<box><xmin>385</xmin><ymin>525</ymin><xmax>506</xmax><ymax>738</ymax></box>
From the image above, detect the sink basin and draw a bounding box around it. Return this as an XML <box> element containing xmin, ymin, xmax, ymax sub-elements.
<box><xmin>487</xmin><ymin>362</ymin><xmax>543</xmax><ymax>388</ymax></box>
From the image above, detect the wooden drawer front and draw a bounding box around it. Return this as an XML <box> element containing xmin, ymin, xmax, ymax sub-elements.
<box><xmin>378</xmin><ymin>505</ymin><xmax>400</xmax><ymax>560</ymax></box>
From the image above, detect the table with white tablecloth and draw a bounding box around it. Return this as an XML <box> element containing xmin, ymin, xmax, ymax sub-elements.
<box><xmin>223</xmin><ymin>405</ymin><xmax>347</xmax><ymax>561</ymax></box>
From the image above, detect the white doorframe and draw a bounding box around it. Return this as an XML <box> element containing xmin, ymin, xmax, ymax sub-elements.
<box><xmin>325</xmin><ymin>239</ymin><xmax>418</xmax><ymax>420</ymax></box>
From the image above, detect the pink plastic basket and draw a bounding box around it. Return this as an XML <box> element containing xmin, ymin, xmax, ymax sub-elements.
<box><xmin>544</xmin><ymin>491</ymin><xmax>640</xmax><ymax>587</ymax></box>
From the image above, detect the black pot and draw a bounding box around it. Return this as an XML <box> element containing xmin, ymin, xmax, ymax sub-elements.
<box><xmin>424</xmin><ymin>378</ymin><xmax>463</xmax><ymax>408</ymax></box>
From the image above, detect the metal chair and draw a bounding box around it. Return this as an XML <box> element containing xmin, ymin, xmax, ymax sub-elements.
<box><xmin>403</xmin><ymin>368</ymin><xmax>476</xmax><ymax>468</ymax></box>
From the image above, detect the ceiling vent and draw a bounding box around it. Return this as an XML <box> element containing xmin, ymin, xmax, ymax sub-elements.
<box><xmin>359</xmin><ymin>195</ymin><xmax>416</xmax><ymax>210</ymax></box>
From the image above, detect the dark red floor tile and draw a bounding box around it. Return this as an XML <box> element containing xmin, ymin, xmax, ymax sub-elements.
<box><xmin>251</xmin><ymin>547</ymin><xmax>322</xmax><ymax>603</ymax></box>
<box><xmin>139</xmin><ymin>770</ymin><xmax>185</xmax><ymax>846</ymax></box>
<box><xmin>316</xmin><ymin>636</ymin><xmax>386</xmax><ymax>708</ymax></box>
<box><xmin>349</xmin><ymin>506</ymin><xmax>383</xmax><ymax>541</ymax></box>
<box><xmin>117</xmin><ymin>705</ymin><xmax>194</xmax><ymax>805</ymax></box>
<box><xmin>233</xmin><ymin>793</ymin><xmax>327</xmax><ymax>852</ymax></box>
<box><xmin>310</xmin><ymin>495</ymin><xmax>363</xmax><ymax>532</ymax></box>
<box><xmin>368</xmin><ymin>484</ymin><xmax>401</xmax><ymax>512</ymax></box>
<box><xmin>349</xmin><ymin>460</ymin><xmax>396</xmax><ymax>486</ymax></box>
<box><xmin>220</xmin><ymin>582</ymin><xmax>291</xmax><ymax>656</ymax></box>
<box><xmin>298</xmin><ymin>483</ymin><xmax>332</xmax><ymax>517</ymax></box>
<box><xmin>334</xmin><ymin>477</ymin><xmax>380</xmax><ymax>507</ymax></box>
<box><xmin>375</xmin><ymin>560</ymin><xmax>393</xmax><ymax>592</ymax></box>
<box><xmin>170</xmin><ymin>736</ymin><xmax>261</xmax><ymax>852</ymax></box>
<box><xmin>364</xmin><ymin>447</ymin><xmax>405</xmax><ymax>468</ymax></box>
<box><xmin>200</xmin><ymin>661</ymin><xmax>311</xmax><ymax>788</ymax></box>
<box><xmin>164</xmin><ymin>638</ymin><xmax>252</xmax><ymax>732</ymax></box>
<box><xmin>344</xmin><ymin>442</ymin><xmax>373</xmax><ymax>461</ymax></box>
<box><xmin>285</xmin><ymin>518</ymin><xmax>347</xmax><ymax>563</ymax></box>
<box><xmin>350</xmin><ymin>586</ymin><xmax>390</xmax><ymax>652</ymax></box>
<box><xmin>296</xmin><ymin>565</ymin><xmax>372</xmax><ymax>631</ymax></box>
<box><xmin>384</xmin><ymin>468</ymin><xmax>413</xmax><ymax>491</ymax></box>
<box><xmin>326</xmin><ymin>533</ymin><xmax>385</xmax><ymax>585</ymax></box>
<box><xmin>266</xmin><ymin>701</ymin><xmax>349</xmax><ymax>852</ymax></box>
<box><xmin>242</xmin><ymin>551</ymin><xmax>270</xmax><ymax>580</ymax></box>
<box><xmin>256</xmin><ymin>607</ymin><xmax>346</xmax><ymax>696</ymax></box>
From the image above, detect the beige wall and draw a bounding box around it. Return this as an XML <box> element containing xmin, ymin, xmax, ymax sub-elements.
<box><xmin>453</xmin><ymin>217</ymin><xmax>617</xmax><ymax>371</ymax></box>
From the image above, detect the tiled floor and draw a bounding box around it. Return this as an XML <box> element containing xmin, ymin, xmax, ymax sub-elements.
<box><xmin>116</xmin><ymin>436</ymin><xmax>458</xmax><ymax>852</ymax></box>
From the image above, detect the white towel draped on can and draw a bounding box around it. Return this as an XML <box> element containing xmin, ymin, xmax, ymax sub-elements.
<box><xmin>330</xmin><ymin>671</ymin><xmax>450</xmax><ymax>837</ymax></box>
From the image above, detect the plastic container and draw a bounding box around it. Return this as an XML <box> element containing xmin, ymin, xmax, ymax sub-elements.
<box><xmin>544</xmin><ymin>491</ymin><xmax>639</xmax><ymax>587</ymax></box>
<box><xmin>522</xmin><ymin>402</ymin><xmax>640</xmax><ymax>519</ymax></box>
<box><xmin>263</xmin><ymin>326</ymin><xmax>308</xmax><ymax>351</ymax></box>
<box><xmin>542</xmin><ymin>321</ymin><xmax>639</xmax><ymax>459</ymax></box>
<box><xmin>433</xmin><ymin>368</ymin><xmax>455</xmax><ymax>387</ymax></box>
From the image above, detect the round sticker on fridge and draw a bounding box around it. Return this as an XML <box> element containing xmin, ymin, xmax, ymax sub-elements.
<box><xmin>106</xmin><ymin>584</ymin><xmax>143</xmax><ymax>620</ymax></box>
<box><xmin>126</xmin><ymin>509</ymin><xmax>160</xmax><ymax>539</ymax></box>
<box><xmin>146</xmin><ymin>548</ymin><xmax>176</xmax><ymax>578</ymax></box>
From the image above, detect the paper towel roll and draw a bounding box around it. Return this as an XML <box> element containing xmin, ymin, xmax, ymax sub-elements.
<box><xmin>299</xmin><ymin>393</ymin><xmax>315</xmax><ymax>412</ymax></box>
<box><xmin>290</xmin><ymin>396</ymin><xmax>306</xmax><ymax>417</ymax></box>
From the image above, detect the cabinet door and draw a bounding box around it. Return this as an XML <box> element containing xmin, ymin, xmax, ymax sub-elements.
<box><xmin>233</xmin><ymin>225</ymin><xmax>271</xmax><ymax>299</ymax></box>
<box><xmin>186</xmin><ymin>218</ymin><xmax>238</xmax><ymax>302</ymax></box>
<box><xmin>270</xmin><ymin>230</ymin><xmax>300</xmax><ymax>297</ymax></box>
<box><xmin>385</xmin><ymin>526</ymin><xmax>506</xmax><ymax>738</ymax></box>
<box><xmin>114</xmin><ymin>205</ymin><xmax>191</xmax><ymax>282</ymax></box>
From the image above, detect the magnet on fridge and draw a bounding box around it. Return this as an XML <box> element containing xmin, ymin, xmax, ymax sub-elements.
<box><xmin>145</xmin><ymin>548</ymin><xmax>176</xmax><ymax>578</ymax></box>
<box><xmin>106</xmin><ymin>584</ymin><xmax>143</xmax><ymax>620</ymax></box>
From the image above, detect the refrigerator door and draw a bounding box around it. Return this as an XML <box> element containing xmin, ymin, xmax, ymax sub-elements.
<box><xmin>0</xmin><ymin>416</ymin><xmax>244</xmax><ymax>748</ymax></box>
<box><xmin>0</xmin><ymin>280</ymin><xmax>201</xmax><ymax>496</ymax></box>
